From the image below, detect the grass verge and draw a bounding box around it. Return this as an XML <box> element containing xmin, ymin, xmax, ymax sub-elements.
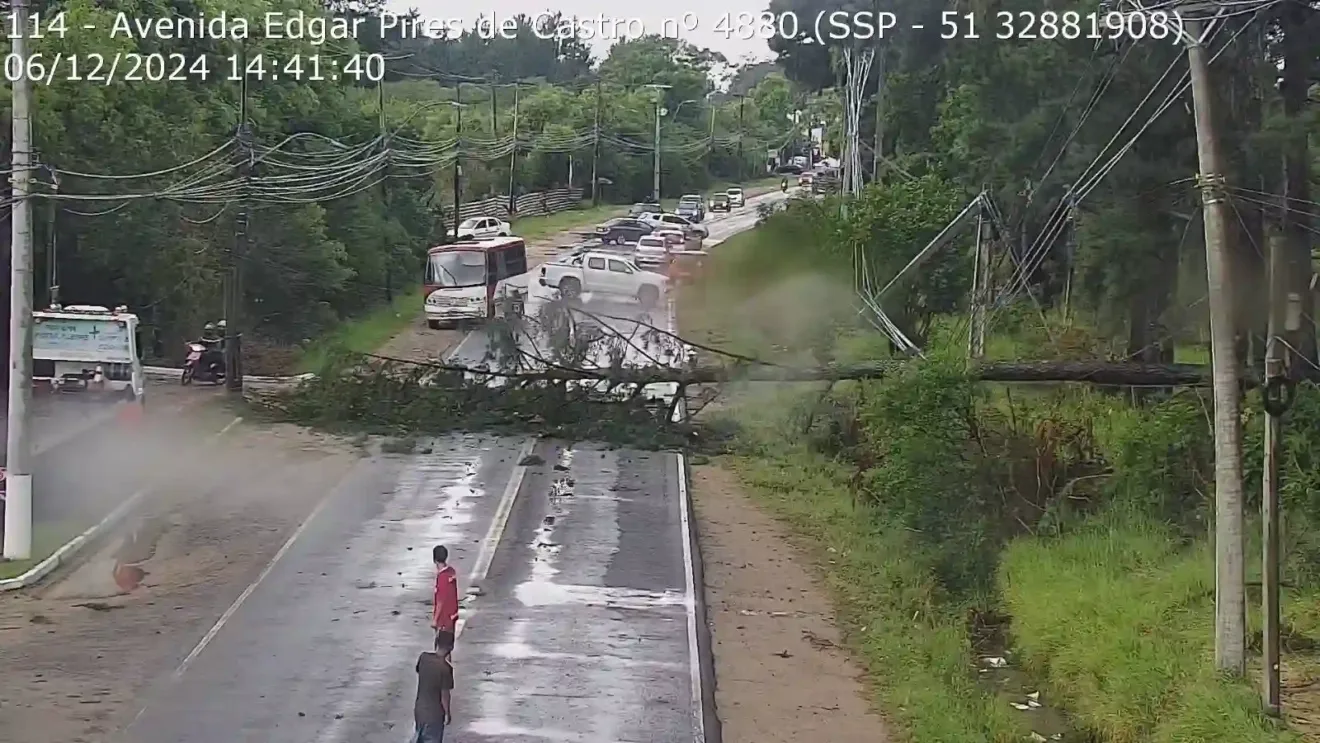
<box><xmin>297</xmin><ymin>289</ymin><xmax>419</xmax><ymax>372</ymax></box>
<box><xmin>725</xmin><ymin>447</ymin><xmax>1024</xmax><ymax>742</ymax></box>
<box><xmin>1001</xmin><ymin>520</ymin><xmax>1296</xmax><ymax>743</ymax></box>
<box><xmin>0</xmin><ymin>519</ymin><xmax>83</xmax><ymax>579</ymax></box>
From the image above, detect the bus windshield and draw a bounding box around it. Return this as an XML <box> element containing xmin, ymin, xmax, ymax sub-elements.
<box><xmin>427</xmin><ymin>250</ymin><xmax>487</xmax><ymax>289</ymax></box>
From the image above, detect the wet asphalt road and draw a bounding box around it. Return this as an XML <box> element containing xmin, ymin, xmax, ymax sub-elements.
<box><xmin>117</xmin><ymin>436</ymin><xmax>699</xmax><ymax>743</ymax></box>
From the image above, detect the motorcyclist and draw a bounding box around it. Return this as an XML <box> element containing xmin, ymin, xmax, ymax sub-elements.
<box><xmin>780</xmin><ymin>177</ymin><xmax>788</xmax><ymax>192</ymax></box>
<box><xmin>197</xmin><ymin>322</ymin><xmax>225</xmax><ymax>375</ymax></box>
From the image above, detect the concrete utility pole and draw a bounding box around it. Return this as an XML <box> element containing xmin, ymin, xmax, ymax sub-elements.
<box><xmin>590</xmin><ymin>80</ymin><xmax>601</xmax><ymax>207</ymax></box>
<box><xmin>507</xmin><ymin>83</ymin><xmax>519</xmax><ymax>214</ymax></box>
<box><xmin>4</xmin><ymin>0</ymin><xmax>35</xmax><ymax>560</ymax></box>
<box><xmin>1062</xmin><ymin>188</ymin><xmax>1078</xmax><ymax>320</ymax></box>
<box><xmin>736</xmin><ymin>93</ymin><xmax>746</xmax><ymax>181</ymax></box>
<box><xmin>1184</xmin><ymin>12</ymin><xmax>1247</xmax><ymax>675</ymax></box>
<box><xmin>644</xmin><ymin>84</ymin><xmax>670</xmax><ymax>202</ymax></box>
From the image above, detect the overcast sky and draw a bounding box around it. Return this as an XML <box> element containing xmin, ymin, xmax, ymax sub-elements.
<box><xmin>383</xmin><ymin>1</ymin><xmax>776</xmax><ymax>65</ymax></box>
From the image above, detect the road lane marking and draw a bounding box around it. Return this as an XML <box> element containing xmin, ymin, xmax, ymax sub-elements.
<box><xmin>676</xmin><ymin>452</ymin><xmax>705</xmax><ymax>742</ymax></box>
<box><xmin>172</xmin><ymin>472</ymin><xmax>333</xmax><ymax>678</ymax></box>
<box><xmin>457</xmin><ymin>436</ymin><xmax>537</xmax><ymax>640</ymax></box>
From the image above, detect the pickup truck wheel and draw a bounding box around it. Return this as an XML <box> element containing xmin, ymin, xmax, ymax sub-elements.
<box><xmin>560</xmin><ymin>277</ymin><xmax>583</xmax><ymax>299</ymax></box>
<box><xmin>637</xmin><ymin>284</ymin><xmax>660</xmax><ymax>308</ymax></box>
<box><xmin>427</xmin><ymin>320</ymin><xmax>442</xmax><ymax>330</ymax></box>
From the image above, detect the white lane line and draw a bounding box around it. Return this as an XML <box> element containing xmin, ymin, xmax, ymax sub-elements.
<box><xmin>675</xmin><ymin>453</ymin><xmax>705</xmax><ymax>742</ymax></box>
<box><xmin>457</xmin><ymin>436</ymin><xmax>537</xmax><ymax>640</ymax></box>
<box><xmin>172</xmin><ymin>488</ymin><xmax>334</xmax><ymax>677</ymax></box>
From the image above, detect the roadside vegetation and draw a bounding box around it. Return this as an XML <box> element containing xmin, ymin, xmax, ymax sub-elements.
<box><xmin>678</xmin><ymin>189</ymin><xmax>1320</xmax><ymax>742</ymax></box>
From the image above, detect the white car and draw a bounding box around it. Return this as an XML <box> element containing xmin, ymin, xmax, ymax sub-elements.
<box><xmin>539</xmin><ymin>250</ymin><xmax>668</xmax><ymax>307</ymax></box>
<box><xmin>636</xmin><ymin>211</ymin><xmax>707</xmax><ymax>239</ymax></box>
<box><xmin>634</xmin><ymin>235</ymin><xmax>671</xmax><ymax>269</ymax></box>
<box><xmin>726</xmin><ymin>187</ymin><xmax>745</xmax><ymax>207</ymax></box>
<box><xmin>452</xmin><ymin>216</ymin><xmax>511</xmax><ymax>240</ymax></box>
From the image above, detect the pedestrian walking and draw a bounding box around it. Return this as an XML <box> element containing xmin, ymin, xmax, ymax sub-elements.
<box><xmin>432</xmin><ymin>545</ymin><xmax>459</xmax><ymax>646</ymax></box>
<box><xmin>409</xmin><ymin>630</ymin><xmax>454</xmax><ymax>743</ymax></box>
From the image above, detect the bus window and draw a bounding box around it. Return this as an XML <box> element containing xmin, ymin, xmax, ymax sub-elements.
<box><xmin>502</xmin><ymin>247</ymin><xmax>527</xmax><ymax>277</ymax></box>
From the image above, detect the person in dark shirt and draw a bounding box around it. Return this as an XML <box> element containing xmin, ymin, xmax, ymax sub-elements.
<box><xmin>411</xmin><ymin>631</ymin><xmax>454</xmax><ymax>742</ymax></box>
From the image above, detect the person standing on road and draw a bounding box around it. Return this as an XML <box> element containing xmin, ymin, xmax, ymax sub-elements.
<box><xmin>410</xmin><ymin>630</ymin><xmax>454</xmax><ymax>743</ymax></box>
<box><xmin>432</xmin><ymin>545</ymin><xmax>459</xmax><ymax>645</ymax></box>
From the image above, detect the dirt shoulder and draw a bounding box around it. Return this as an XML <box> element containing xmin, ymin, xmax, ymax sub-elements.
<box><xmin>0</xmin><ymin>421</ymin><xmax>359</xmax><ymax>743</ymax></box>
<box><xmin>691</xmin><ymin>463</ymin><xmax>889</xmax><ymax>741</ymax></box>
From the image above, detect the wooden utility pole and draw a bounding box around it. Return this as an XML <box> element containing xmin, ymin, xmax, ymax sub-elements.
<box><xmin>1262</xmin><ymin>228</ymin><xmax>1296</xmax><ymax>716</ymax></box>
<box><xmin>507</xmin><ymin>83</ymin><xmax>519</xmax><ymax>214</ymax></box>
<box><xmin>590</xmin><ymin>80</ymin><xmax>601</xmax><ymax>207</ymax></box>
<box><xmin>1280</xmin><ymin>1</ymin><xmax>1315</xmax><ymax>367</ymax></box>
<box><xmin>453</xmin><ymin>84</ymin><xmax>463</xmax><ymax>232</ymax></box>
<box><xmin>969</xmin><ymin>196</ymin><xmax>991</xmax><ymax>359</ymax></box>
<box><xmin>1185</xmin><ymin>12</ymin><xmax>1246</xmax><ymax>675</ymax></box>
<box><xmin>225</xmin><ymin>52</ymin><xmax>251</xmax><ymax>393</ymax></box>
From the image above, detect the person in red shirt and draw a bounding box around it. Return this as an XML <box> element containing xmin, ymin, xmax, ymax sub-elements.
<box><xmin>431</xmin><ymin>545</ymin><xmax>459</xmax><ymax>644</ymax></box>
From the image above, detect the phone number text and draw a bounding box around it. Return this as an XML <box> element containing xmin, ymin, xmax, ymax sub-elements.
<box><xmin>2</xmin><ymin>53</ymin><xmax>384</xmax><ymax>85</ymax></box>
<box><xmin>709</xmin><ymin>10</ymin><xmax>1185</xmax><ymax>44</ymax></box>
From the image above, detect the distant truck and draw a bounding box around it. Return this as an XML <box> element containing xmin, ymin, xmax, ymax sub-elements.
<box><xmin>538</xmin><ymin>250</ymin><xmax>668</xmax><ymax>308</ymax></box>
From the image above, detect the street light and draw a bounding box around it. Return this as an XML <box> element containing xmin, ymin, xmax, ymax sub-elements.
<box><xmin>644</xmin><ymin>83</ymin><xmax>671</xmax><ymax>202</ymax></box>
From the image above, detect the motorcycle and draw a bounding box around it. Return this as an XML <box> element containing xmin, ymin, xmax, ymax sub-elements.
<box><xmin>181</xmin><ymin>341</ymin><xmax>225</xmax><ymax>385</ymax></box>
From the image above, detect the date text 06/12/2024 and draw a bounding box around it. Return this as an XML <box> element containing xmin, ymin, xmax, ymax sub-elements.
<box><xmin>3</xmin><ymin>52</ymin><xmax>385</xmax><ymax>85</ymax></box>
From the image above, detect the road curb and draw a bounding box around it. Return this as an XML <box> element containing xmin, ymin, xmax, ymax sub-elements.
<box><xmin>0</xmin><ymin>415</ymin><xmax>244</xmax><ymax>592</ymax></box>
<box><xmin>677</xmin><ymin>452</ymin><xmax>722</xmax><ymax>743</ymax></box>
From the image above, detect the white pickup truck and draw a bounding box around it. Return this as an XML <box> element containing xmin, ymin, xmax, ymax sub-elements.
<box><xmin>538</xmin><ymin>250</ymin><xmax>668</xmax><ymax>307</ymax></box>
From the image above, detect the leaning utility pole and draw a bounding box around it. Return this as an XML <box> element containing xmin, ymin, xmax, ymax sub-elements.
<box><xmin>590</xmin><ymin>80</ymin><xmax>601</xmax><ymax>206</ymax></box>
<box><xmin>453</xmin><ymin>84</ymin><xmax>463</xmax><ymax>232</ymax></box>
<box><xmin>1185</xmin><ymin>12</ymin><xmax>1246</xmax><ymax>675</ymax></box>
<box><xmin>225</xmin><ymin>62</ymin><xmax>251</xmax><ymax>393</ymax></box>
<box><xmin>968</xmin><ymin>197</ymin><xmax>991</xmax><ymax>359</ymax></box>
<box><xmin>507</xmin><ymin>83</ymin><xmax>519</xmax><ymax>214</ymax></box>
<box><xmin>4</xmin><ymin>0</ymin><xmax>35</xmax><ymax>560</ymax></box>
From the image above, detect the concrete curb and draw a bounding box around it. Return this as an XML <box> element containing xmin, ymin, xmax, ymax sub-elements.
<box><xmin>0</xmin><ymin>415</ymin><xmax>244</xmax><ymax>592</ymax></box>
<box><xmin>677</xmin><ymin>452</ymin><xmax>722</xmax><ymax>743</ymax></box>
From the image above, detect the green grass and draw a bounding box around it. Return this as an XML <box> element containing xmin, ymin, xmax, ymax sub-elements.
<box><xmin>298</xmin><ymin>289</ymin><xmax>420</xmax><ymax>372</ymax></box>
<box><xmin>511</xmin><ymin>203</ymin><xmax>627</xmax><ymax>241</ymax></box>
<box><xmin>723</xmin><ymin>443</ymin><xmax>1023</xmax><ymax>742</ymax></box>
<box><xmin>0</xmin><ymin>520</ymin><xmax>84</xmax><ymax>579</ymax></box>
<box><xmin>1001</xmin><ymin>520</ymin><xmax>1295</xmax><ymax>743</ymax></box>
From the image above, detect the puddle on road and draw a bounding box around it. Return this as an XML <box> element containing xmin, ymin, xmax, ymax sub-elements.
<box><xmin>972</xmin><ymin>611</ymin><xmax>1093</xmax><ymax>743</ymax></box>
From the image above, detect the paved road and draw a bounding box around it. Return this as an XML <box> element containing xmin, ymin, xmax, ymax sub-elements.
<box><xmin>445</xmin><ymin>188</ymin><xmax>796</xmax><ymax>377</ymax></box>
<box><xmin>116</xmin><ymin>436</ymin><xmax>701</xmax><ymax>743</ymax></box>
<box><xmin>1</xmin><ymin>383</ymin><xmax>224</xmax><ymax>548</ymax></box>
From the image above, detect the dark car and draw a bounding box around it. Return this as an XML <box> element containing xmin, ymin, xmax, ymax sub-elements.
<box><xmin>594</xmin><ymin>217</ymin><xmax>652</xmax><ymax>244</ymax></box>
<box><xmin>709</xmin><ymin>193</ymin><xmax>731</xmax><ymax>212</ymax></box>
<box><xmin>676</xmin><ymin>196</ymin><xmax>705</xmax><ymax>222</ymax></box>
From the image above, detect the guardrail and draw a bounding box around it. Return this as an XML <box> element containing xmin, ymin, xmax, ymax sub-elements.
<box><xmin>457</xmin><ymin>187</ymin><xmax>584</xmax><ymax>221</ymax></box>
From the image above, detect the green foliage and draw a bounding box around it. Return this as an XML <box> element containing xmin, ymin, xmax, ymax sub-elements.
<box><xmin>1001</xmin><ymin>520</ymin><xmax>1295</xmax><ymax>743</ymax></box>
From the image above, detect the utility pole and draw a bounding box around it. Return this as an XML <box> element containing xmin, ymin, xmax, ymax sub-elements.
<box><xmin>1262</xmin><ymin>227</ymin><xmax>1297</xmax><ymax>716</ymax></box>
<box><xmin>490</xmin><ymin>82</ymin><xmax>498</xmax><ymax>137</ymax></box>
<box><xmin>44</xmin><ymin>166</ymin><xmax>58</xmax><ymax>308</ymax></box>
<box><xmin>1280</xmin><ymin>2</ymin><xmax>1315</xmax><ymax>366</ymax></box>
<box><xmin>225</xmin><ymin>61</ymin><xmax>251</xmax><ymax>393</ymax></box>
<box><xmin>872</xmin><ymin>55</ymin><xmax>885</xmax><ymax>184</ymax></box>
<box><xmin>1185</xmin><ymin>12</ymin><xmax>1246</xmax><ymax>675</ymax></box>
<box><xmin>736</xmin><ymin>93</ymin><xmax>746</xmax><ymax>181</ymax></box>
<box><xmin>590</xmin><ymin>80</ymin><xmax>601</xmax><ymax>207</ymax></box>
<box><xmin>1062</xmin><ymin>188</ymin><xmax>1077</xmax><ymax>320</ymax></box>
<box><xmin>968</xmin><ymin>194</ymin><xmax>991</xmax><ymax>359</ymax></box>
<box><xmin>378</xmin><ymin>80</ymin><xmax>392</xmax><ymax>303</ymax></box>
<box><xmin>644</xmin><ymin>84</ymin><xmax>670</xmax><ymax>203</ymax></box>
<box><xmin>3</xmin><ymin>0</ymin><xmax>35</xmax><ymax>560</ymax></box>
<box><xmin>507</xmin><ymin>82</ymin><xmax>519</xmax><ymax>214</ymax></box>
<box><xmin>706</xmin><ymin>104</ymin><xmax>716</xmax><ymax>175</ymax></box>
<box><xmin>453</xmin><ymin>84</ymin><xmax>463</xmax><ymax>233</ymax></box>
